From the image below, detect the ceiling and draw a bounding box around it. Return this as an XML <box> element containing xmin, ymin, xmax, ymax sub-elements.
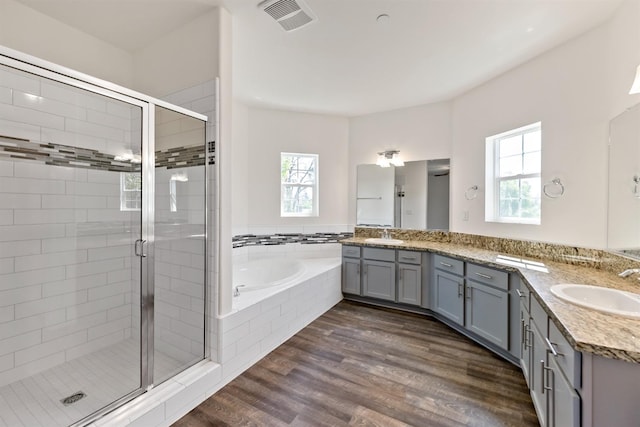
<box><xmin>16</xmin><ymin>0</ymin><xmax>624</xmax><ymax>117</ymax></box>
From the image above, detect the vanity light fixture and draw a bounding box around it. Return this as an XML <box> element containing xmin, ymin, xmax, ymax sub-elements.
<box><xmin>376</xmin><ymin>150</ymin><xmax>404</xmax><ymax>167</ymax></box>
<box><xmin>630</xmin><ymin>64</ymin><xmax>640</xmax><ymax>94</ymax></box>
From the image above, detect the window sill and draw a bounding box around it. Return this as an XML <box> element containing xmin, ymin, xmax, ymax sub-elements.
<box><xmin>485</xmin><ymin>218</ymin><xmax>540</xmax><ymax>226</ymax></box>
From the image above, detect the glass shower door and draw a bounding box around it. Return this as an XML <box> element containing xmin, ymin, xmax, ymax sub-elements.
<box><xmin>0</xmin><ymin>62</ymin><xmax>146</xmax><ymax>426</ymax></box>
<box><xmin>152</xmin><ymin>106</ymin><xmax>206</xmax><ymax>384</ymax></box>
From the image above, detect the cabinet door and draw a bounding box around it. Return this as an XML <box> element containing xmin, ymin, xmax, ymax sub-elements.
<box><xmin>342</xmin><ymin>257</ymin><xmax>361</xmax><ymax>295</ymax></box>
<box><xmin>362</xmin><ymin>260</ymin><xmax>396</xmax><ymax>301</ymax></box>
<box><xmin>530</xmin><ymin>321</ymin><xmax>548</xmax><ymax>427</ymax></box>
<box><xmin>465</xmin><ymin>281</ymin><xmax>508</xmax><ymax>350</ymax></box>
<box><xmin>432</xmin><ymin>270</ymin><xmax>464</xmax><ymax>326</ymax></box>
<box><xmin>520</xmin><ymin>303</ymin><xmax>532</xmax><ymax>388</ymax></box>
<box><xmin>398</xmin><ymin>263</ymin><xmax>421</xmax><ymax>305</ymax></box>
<box><xmin>548</xmin><ymin>356</ymin><xmax>580</xmax><ymax>427</ymax></box>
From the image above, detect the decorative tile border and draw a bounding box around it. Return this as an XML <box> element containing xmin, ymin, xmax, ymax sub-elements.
<box><xmin>232</xmin><ymin>232</ymin><xmax>353</xmax><ymax>248</ymax></box>
<box><xmin>0</xmin><ymin>135</ymin><xmax>209</xmax><ymax>171</ymax></box>
<box><xmin>0</xmin><ymin>134</ymin><xmax>140</xmax><ymax>172</ymax></box>
<box><xmin>156</xmin><ymin>144</ymin><xmax>205</xmax><ymax>169</ymax></box>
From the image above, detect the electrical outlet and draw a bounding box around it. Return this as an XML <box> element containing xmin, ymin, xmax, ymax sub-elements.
<box><xmin>462</xmin><ymin>211</ymin><xmax>469</xmax><ymax>221</ymax></box>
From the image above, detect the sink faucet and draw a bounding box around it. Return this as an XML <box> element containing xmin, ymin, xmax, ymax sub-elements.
<box><xmin>618</xmin><ymin>268</ymin><xmax>640</xmax><ymax>278</ymax></box>
<box><xmin>381</xmin><ymin>228</ymin><xmax>391</xmax><ymax>240</ymax></box>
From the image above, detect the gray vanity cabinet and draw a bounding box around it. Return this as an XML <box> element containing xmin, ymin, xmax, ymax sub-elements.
<box><xmin>432</xmin><ymin>255</ymin><xmax>465</xmax><ymax>326</ymax></box>
<box><xmin>519</xmin><ymin>285</ymin><xmax>532</xmax><ymax>388</ymax></box>
<box><xmin>341</xmin><ymin>246</ymin><xmax>361</xmax><ymax>295</ymax></box>
<box><xmin>547</xmin><ymin>356</ymin><xmax>580</xmax><ymax>427</ymax></box>
<box><xmin>464</xmin><ymin>280</ymin><xmax>508</xmax><ymax>349</ymax></box>
<box><xmin>362</xmin><ymin>248</ymin><xmax>396</xmax><ymax>301</ymax></box>
<box><xmin>397</xmin><ymin>250</ymin><xmax>421</xmax><ymax>306</ymax></box>
<box><xmin>521</xmin><ymin>290</ymin><xmax>580</xmax><ymax>427</ymax></box>
<box><xmin>465</xmin><ymin>264</ymin><xmax>509</xmax><ymax>350</ymax></box>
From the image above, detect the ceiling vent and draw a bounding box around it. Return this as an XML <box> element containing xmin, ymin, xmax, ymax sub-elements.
<box><xmin>259</xmin><ymin>0</ymin><xmax>317</xmax><ymax>32</ymax></box>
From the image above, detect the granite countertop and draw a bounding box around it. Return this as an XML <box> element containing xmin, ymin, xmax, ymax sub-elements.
<box><xmin>342</xmin><ymin>237</ymin><xmax>640</xmax><ymax>364</ymax></box>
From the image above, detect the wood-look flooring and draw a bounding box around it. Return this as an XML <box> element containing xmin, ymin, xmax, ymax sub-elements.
<box><xmin>173</xmin><ymin>301</ymin><xmax>539</xmax><ymax>427</ymax></box>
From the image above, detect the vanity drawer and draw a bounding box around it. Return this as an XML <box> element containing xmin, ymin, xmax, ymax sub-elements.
<box><xmin>433</xmin><ymin>254</ymin><xmax>464</xmax><ymax>276</ymax></box>
<box><xmin>397</xmin><ymin>250</ymin><xmax>421</xmax><ymax>265</ymax></box>
<box><xmin>466</xmin><ymin>263</ymin><xmax>508</xmax><ymax>291</ymax></box>
<box><xmin>363</xmin><ymin>247</ymin><xmax>395</xmax><ymax>262</ymax></box>
<box><xmin>548</xmin><ymin>320</ymin><xmax>581</xmax><ymax>389</ymax></box>
<box><xmin>342</xmin><ymin>245</ymin><xmax>361</xmax><ymax>258</ymax></box>
<box><xmin>530</xmin><ymin>295</ymin><xmax>548</xmax><ymax>334</ymax></box>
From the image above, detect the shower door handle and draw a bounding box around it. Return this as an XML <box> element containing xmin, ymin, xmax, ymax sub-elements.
<box><xmin>135</xmin><ymin>239</ymin><xmax>147</xmax><ymax>257</ymax></box>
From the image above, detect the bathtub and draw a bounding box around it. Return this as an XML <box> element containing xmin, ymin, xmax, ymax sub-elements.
<box><xmin>233</xmin><ymin>258</ymin><xmax>306</xmax><ymax>291</ymax></box>
<box><xmin>232</xmin><ymin>256</ymin><xmax>341</xmax><ymax>311</ymax></box>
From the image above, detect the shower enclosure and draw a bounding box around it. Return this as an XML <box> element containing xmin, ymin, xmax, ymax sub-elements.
<box><xmin>0</xmin><ymin>50</ymin><xmax>207</xmax><ymax>426</ymax></box>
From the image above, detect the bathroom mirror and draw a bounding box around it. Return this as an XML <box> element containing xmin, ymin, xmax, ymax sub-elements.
<box><xmin>356</xmin><ymin>159</ymin><xmax>450</xmax><ymax>230</ymax></box>
<box><xmin>608</xmin><ymin>102</ymin><xmax>640</xmax><ymax>258</ymax></box>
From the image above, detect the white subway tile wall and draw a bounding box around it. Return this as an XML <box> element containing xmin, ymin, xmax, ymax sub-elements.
<box><xmin>0</xmin><ymin>63</ymin><xmax>140</xmax><ymax>391</ymax></box>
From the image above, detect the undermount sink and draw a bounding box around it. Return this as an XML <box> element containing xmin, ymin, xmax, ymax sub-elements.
<box><xmin>550</xmin><ymin>284</ymin><xmax>640</xmax><ymax>319</ymax></box>
<box><xmin>365</xmin><ymin>238</ymin><xmax>404</xmax><ymax>245</ymax></box>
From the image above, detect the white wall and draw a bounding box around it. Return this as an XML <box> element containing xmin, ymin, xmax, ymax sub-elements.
<box><xmin>231</xmin><ymin>102</ymin><xmax>249</xmax><ymax>236</ymax></box>
<box><xmin>132</xmin><ymin>10</ymin><xmax>220</xmax><ymax>99</ymax></box>
<box><xmin>451</xmin><ymin>17</ymin><xmax>610</xmax><ymax>248</ymax></box>
<box><xmin>348</xmin><ymin>102</ymin><xmax>452</xmax><ymax>228</ymax></box>
<box><xmin>241</xmin><ymin>107</ymin><xmax>350</xmax><ymax>234</ymax></box>
<box><xmin>348</xmin><ymin>0</ymin><xmax>640</xmax><ymax>249</ymax></box>
<box><xmin>0</xmin><ymin>0</ymin><xmax>134</xmax><ymax>88</ymax></box>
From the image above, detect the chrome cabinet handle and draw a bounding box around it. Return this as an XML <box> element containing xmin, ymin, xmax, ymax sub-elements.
<box><xmin>474</xmin><ymin>272</ymin><xmax>492</xmax><ymax>280</ymax></box>
<box><xmin>440</xmin><ymin>262</ymin><xmax>453</xmax><ymax>268</ymax></box>
<box><xmin>401</xmin><ymin>256</ymin><xmax>417</xmax><ymax>261</ymax></box>
<box><xmin>540</xmin><ymin>359</ymin><xmax>546</xmax><ymax>394</ymax></box>
<box><xmin>516</xmin><ymin>289</ymin><xmax>525</xmax><ymax>298</ymax></box>
<box><xmin>466</xmin><ymin>286</ymin><xmax>472</xmax><ymax>299</ymax></box>
<box><xmin>457</xmin><ymin>283</ymin><xmax>463</xmax><ymax>297</ymax></box>
<box><xmin>545</xmin><ymin>337</ymin><xmax>564</xmax><ymax>358</ymax></box>
<box><xmin>543</xmin><ymin>363</ymin><xmax>553</xmax><ymax>393</ymax></box>
<box><xmin>357</xmin><ymin>264</ymin><xmax>360</xmax><ymax>275</ymax></box>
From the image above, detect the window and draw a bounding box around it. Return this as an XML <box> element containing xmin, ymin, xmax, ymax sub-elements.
<box><xmin>281</xmin><ymin>152</ymin><xmax>318</xmax><ymax>217</ymax></box>
<box><xmin>120</xmin><ymin>172</ymin><xmax>141</xmax><ymax>211</ymax></box>
<box><xmin>485</xmin><ymin>122</ymin><xmax>541</xmax><ymax>224</ymax></box>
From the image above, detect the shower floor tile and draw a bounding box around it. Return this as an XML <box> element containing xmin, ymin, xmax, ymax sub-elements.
<box><xmin>0</xmin><ymin>339</ymin><xmax>183</xmax><ymax>427</ymax></box>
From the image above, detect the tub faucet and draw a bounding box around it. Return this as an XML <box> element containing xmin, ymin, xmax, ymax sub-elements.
<box><xmin>618</xmin><ymin>268</ymin><xmax>640</xmax><ymax>278</ymax></box>
<box><xmin>233</xmin><ymin>285</ymin><xmax>245</xmax><ymax>297</ymax></box>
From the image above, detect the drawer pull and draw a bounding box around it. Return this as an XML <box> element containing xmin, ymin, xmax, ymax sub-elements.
<box><xmin>542</xmin><ymin>361</ymin><xmax>553</xmax><ymax>393</ymax></box>
<box><xmin>440</xmin><ymin>262</ymin><xmax>453</xmax><ymax>268</ymax></box>
<box><xmin>401</xmin><ymin>256</ymin><xmax>417</xmax><ymax>261</ymax></box>
<box><xmin>516</xmin><ymin>289</ymin><xmax>525</xmax><ymax>298</ymax></box>
<box><xmin>474</xmin><ymin>272</ymin><xmax>493</xmax><ymax>280</ymax></box>
<box><xmin>545</xmin><ymin>337</ymin><xmax>564</xmax><ymax>358</ymax></box>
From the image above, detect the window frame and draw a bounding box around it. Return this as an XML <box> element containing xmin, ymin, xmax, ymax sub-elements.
<box><xmin>485</xmin><ymin>122</ymin><xmax>541</xmax><ymax>225</ymax></box>
<box><xmin>120</xmin><ymin>172</ymin><xmax>142</xmax><ymax>212</ymax></box>
<box><xmin>280</xmin><ymin>152</ymin><xmax>319</xmax><ymax>217</ymax></box>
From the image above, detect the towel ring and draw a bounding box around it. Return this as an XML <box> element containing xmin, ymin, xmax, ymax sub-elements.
<box><xmin>543</xmin><ymin>178</ymin><xmax>565</xmax><ymax>198</ymax></box>
<box><xmin>465</xmin><ymin>185</ymin><xmax>479</xmax><ymax>200</ymax></box>
<box><xmin>633</xmin><ymin>175</ymin><xmax>640</xmax><ymax>198</ymax></box>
